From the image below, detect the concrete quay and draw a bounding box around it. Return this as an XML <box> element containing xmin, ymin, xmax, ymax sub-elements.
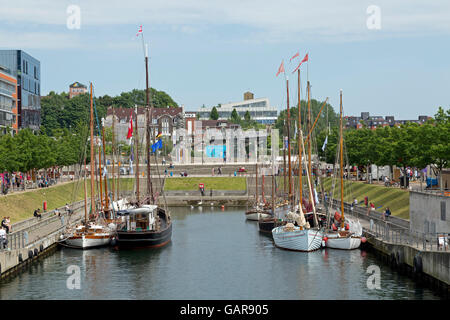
<box><xmin>331</xmin><ymin>199</ymin><xmax>450</xmax><ymax>297</ymax></box>
<box><xmin>0</xmin><ymin>201</ymin><xmax>85</xmax><ymax>280</ymax></box>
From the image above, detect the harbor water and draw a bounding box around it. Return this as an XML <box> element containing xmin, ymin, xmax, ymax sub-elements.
<box><xmin>0</xmin><ymin>207</ymin><xmax>442</xmax><ymax>300</ymax></box>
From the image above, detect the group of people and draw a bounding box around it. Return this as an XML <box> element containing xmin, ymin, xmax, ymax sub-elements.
<box><xmin>212</xmin><ymin>167</ymin><xmax>222</xmax><ymax>176</ymax></box>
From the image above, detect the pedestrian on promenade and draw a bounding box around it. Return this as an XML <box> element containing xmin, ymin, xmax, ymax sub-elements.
<box><xmin>65</xmin><ymin>203</ymin><xmax>71</xmax><ymax>215</ymax></box>
<box><xmin>383</xmin><ymin>207</ymin><xmax>391</xmax><ymax>221</ymax></box>
<box><xmin>34</xmin><ymin>208</ymin><xmax>42</xmax><ymax>219</ymax></box>
<box><xmin>0</xmin><ymin>227</ymin><xmax>7</xmax><ymax>249</ymax></box>
<box><xmin>210</xmin><ymin>189</ymin><xmax>213</xmax><ymax>197</ymax></box>
<box><xmin>54</xmin><ymin>208</ymin><xmax>60</xmax><ymax>217</ymax></box>
<box><xmin>1</xmin><ymin>217</ymin><xmax>9</xmax><ymax>233</ymax></box>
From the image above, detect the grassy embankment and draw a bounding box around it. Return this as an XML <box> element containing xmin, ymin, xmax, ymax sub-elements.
<box><xmin>164</xmin><ymin>177</ymin><xmax>246</xmax><ymax>191</ymax></box>
<box><xmin>321</xmin><ymin>178</ymin><xmax>410</xmax><ymax>219</ymax></box>
<box><xmin>1</xmin><ymin>178</ymin><xmax>135</xmax><ymax>224</ymax></box>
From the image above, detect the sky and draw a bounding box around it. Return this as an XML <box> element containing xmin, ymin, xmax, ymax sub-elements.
<box><xmin>1</xmin><ymin>0</ymin><xmax>449</xmax><ymax>119</ymax></box>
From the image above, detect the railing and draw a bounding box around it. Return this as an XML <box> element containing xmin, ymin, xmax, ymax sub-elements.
<box><xmin>324</xmin><ymin>198</ymin><xmax>448</xmax><ymax>252</ymax></box>
<box><xmin>1</xmin><ymin>200</ymin><xmax>87</xmax><ymax>251</ymax></box>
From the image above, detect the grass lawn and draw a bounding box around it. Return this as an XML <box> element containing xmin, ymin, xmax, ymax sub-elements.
<box><xmin>164</xmin><ymin>177</ymin><xmax>246</xmax><ymax>191</ymax></box>
<box><xmin>321</xmin><ymin>178</ymin><xmax>410</xmax><ymax>220</ymax></box>
<box><xmin>1</xmin><ymin>178</ymin><xmax>135</xmax><ymax>224</ymax></box>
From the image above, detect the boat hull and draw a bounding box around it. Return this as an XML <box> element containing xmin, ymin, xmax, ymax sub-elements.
<box><xmin>64</xmin><ymin>234</ymin><xmax>111</xmax><ymax>249</ymax></box>
<box><xmin>272</xmin><ymin>227</ymin><xmax>323</xmax><ymax>252</ymax></box>
<box><xmin>258</xmin><ymin>218</ymin><xmax>286</xmax><ymax>234</ymax></box>
<box><xmin>325</xmin><ymin>234</ymin><xmax>361</xmax><ymax>250</ymax></box>
<box><xmin>116</xmin><ymin>221</ymin><xmax>172</xmax><ymax>248</ymax></box>
<box><xmin>245</xmin><ymin>211</ymin><xmax>271</xmax><ymax>221</ymax></box>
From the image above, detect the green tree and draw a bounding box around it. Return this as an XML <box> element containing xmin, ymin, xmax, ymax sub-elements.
<box><xmin>210</xmin><ymin>106</ymin><xmax>219</xmax><ymax>120</ymax></box>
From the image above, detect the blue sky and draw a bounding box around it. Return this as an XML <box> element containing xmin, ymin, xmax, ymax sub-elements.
<box><xmin>1</xmin><ymin>0</ymin><xmax>449</xmax><ymax>119</ymax></box>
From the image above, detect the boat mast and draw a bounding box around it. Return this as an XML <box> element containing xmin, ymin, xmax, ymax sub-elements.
<box><xmin>255</xmin><ymin>162</ymin><xmax>258</xmax><ymax>206</ymax></box>
<box><xmin>297</xmin><ymin>69</ymin><xmax>303</xmax><ymax>208</ymax></box>
<box><xmin>339</xmin><ymin>89</ymin><xmax>345</xmax><ymax>229</ymax></box>
<box><xmin>111</xmin><ymin>108</ymin><xmax>116</xmax><ymax>202</ymax></box>
<box><xmin>286</xmin><ymin>78</ymin><xmax>292</xmax><ymax>206</ymax></box>
<box><xmin>98</xmin><ymin>144</ymin><xmax>103</xmax><ymax>212</ymax></box>
<box><xmin>135</xmin><ymin>105</ymin><xmax>140</xmax><ymax>204</ymax></box>
<box><xmin>283</xmin><ymin>136</ymin><xmax>286</xmax><ymax>197</ymax></box>
<box><xmin>307</xmin><ymin>81</ymin><xmax>312</xmax><ymax>205</ymax></box>
<box><xmin>89</xmin><ymin>83</ymin><xmax>96</xmax><ymax>220</ymax></box>
<box><xmin>145</xmin><ymin>44</ymin><xmax>153</xmax><ymax>203</ymax></box>
<box><xmin>101</xmin><ymin>126</ymin><xmax>109</xmax><ymax>212</ymax></box>
<box><xmin>84</xmin><ymin>158</ymin><xmax>87</xmax><ymax>223</ymax></box>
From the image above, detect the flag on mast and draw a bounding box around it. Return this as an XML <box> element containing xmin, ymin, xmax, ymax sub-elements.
<box><xmin>292</xmin><ymin>53</ymin><xmax>309</xmax><ymax>73</ymax></box>
<box><xmin>127</xmin><ymin>109</ymin><xmax>133</xmax><ymax>144</ymax></box>
<box><xmin>322</xmin><ymin>135</ymin><xmax>328</xmax><ymax>151</ymax></box>
<box><xmin>136</xmin><ymin>25</ymin><xmax>143</xmax><ymax>37</ymax></box>
<box><xmin>276</xmin><ymin>60</ymin><xmax>285</xmax><ymax>77</ymax></box>
<box><xmin>290</xmin><ymin>52</ymin><xmax>299</xmax><ymax>62</ymax></box>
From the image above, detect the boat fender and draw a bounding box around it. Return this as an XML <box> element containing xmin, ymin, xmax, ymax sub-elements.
<box><xmin>18</xmin><ymin>253</ymin><xmax>23</xmax><ymax>263</ymax></box>
<box><xmin>413</xmin><ymin>255</ymin><xmax>423</xmax><ymax>274</ymax></box>
<box><xmin>110</xmin><ymin>237</ymin><xmax>117</xmax><ymax>246</ymax></box>
<box><xmin>33</xmin><ymin>248</ymin><xmax>39</xmax><ymax>256</ymax></box>
<box><xmin>345</xmin><ymin>224</ymin><xmax>349</xmax><ymax>231</ymax></box>
<box><xmin>28</xmin><ymin>250</ymin><xmax>33</xmax><ymax>259</ymax></box>
<box><xmin>321</xmin><ymin>240</ymin><xmax>326</xmax><ymax>247</ymax></box>
<box><xmin>332</xmin><ymin>223</ymin><xmax>337</xmax><ymax>231</ymax></box>
<box><xmin>361</xmin><ymin>237</ymin><xmax>367</xmax><ymax>243</ymax></box>
<box><xmin>40</xmin><ymin>244</ymin><xmax>44</xmax><ymax>252</ymax></box>
<box><xmin>323</xmin><ymin>236</ymin><xmax>328</xmax><ymax>242</ymax></box>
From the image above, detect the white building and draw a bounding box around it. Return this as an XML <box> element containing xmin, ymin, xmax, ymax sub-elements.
<box><xmin>197</xmin><ymin>91</ymin><xmax>278</xmax><ymax>124</ymax></box>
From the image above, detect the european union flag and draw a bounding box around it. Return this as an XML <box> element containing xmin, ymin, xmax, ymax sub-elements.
<box><xmin>151</xmin><ymin>139</ymin><xmax>163</xmax><ymax>153</ymax></box>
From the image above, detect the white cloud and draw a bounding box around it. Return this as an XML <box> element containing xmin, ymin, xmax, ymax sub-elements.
<box><xmin>1</xmin><ymin>0</ymin><xmax>449</xmax><ymax>48</ymax></box>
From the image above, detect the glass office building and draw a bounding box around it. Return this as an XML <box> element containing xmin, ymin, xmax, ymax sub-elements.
<box><xmin>0</xmin><ymin>64</ymin><xmax>17</xmax><ymax>133</ymax></box>
<box><xmin>198</xmin><ymin>96</ymin><xmax>278</xmax><ymax>125</ymax></box>
<box><xmin>0</xmin><ymin>50</ymin><xmax>41</xmax><ymax>130</ymax></box>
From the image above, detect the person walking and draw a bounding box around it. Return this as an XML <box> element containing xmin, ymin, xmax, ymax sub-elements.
<box><xmin>383</xmin><ymin>207</ymin><xmax>391</xmax><ymax>221</ymax></box>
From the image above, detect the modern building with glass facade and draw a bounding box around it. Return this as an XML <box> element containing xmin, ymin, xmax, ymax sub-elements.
<box><xmin>197</xmin><ymin>92</ymin><xmax>278</xmax><ymax>124</ymax></box>
<box><xmin>0</xmin><ymin>64</ymin><xmax>18</xmax><ymax>134</ymax></box>
<box><xmin>0</xmin><ymin>50</ymin><xmax>41</xmax><ymax>131</ymax></box>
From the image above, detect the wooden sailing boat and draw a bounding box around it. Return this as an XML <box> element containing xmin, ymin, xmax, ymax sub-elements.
<box><xmin>324</xmin><ymin>90</ymin><xmax>362</xmax><ymax>250</ymax></box>
<box><xmin>245</xmin><ymin>162</ymin><xmax>271</xmax><ymax>221</ymax></box>
<box><xmin>114</xmin><ymin>40</ymin><xmax>172</xmax><ymax>248</ymax></box>
<box><xmin>272</xmin><ymin>65</ymin><xmax>323</xmax><ymax>252</ymax></box>
<box><xmin>63</xmin><ymin>83</ymin><xmax>113</xmax><ymax>249</ymax></box>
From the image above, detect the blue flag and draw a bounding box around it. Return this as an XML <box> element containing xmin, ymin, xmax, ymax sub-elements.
<box><xmin>151</xmin><ymin>139</ymin><xmax>163</xmax><ymax>153</ymax></box>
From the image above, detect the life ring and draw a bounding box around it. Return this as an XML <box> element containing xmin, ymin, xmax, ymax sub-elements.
<box><xmin>413</xmin><ymin>255</ymin><xmax>423</xmax><ymax>274</ymax></box>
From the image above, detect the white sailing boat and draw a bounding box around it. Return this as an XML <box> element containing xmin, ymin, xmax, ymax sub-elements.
<box><xmin>324</xmin><ymin>90</ymin><xmax>362</xmax><ymax>250</ymax></box>
<box><xmin>272</xmin><ymin>71</ymin><xmax>323</xmax><ymax>252</ymax></box>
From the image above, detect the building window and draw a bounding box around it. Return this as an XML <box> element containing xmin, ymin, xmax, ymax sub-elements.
<box><xmin>441</xmin><ymin>201</ymin><xmax>446</xmax><ymax>221</ymax></box>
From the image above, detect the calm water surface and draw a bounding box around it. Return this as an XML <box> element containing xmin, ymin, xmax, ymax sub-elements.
<box><xmin>0</xmin><ymin>207</ymin><xmax>441</xmax><ymax>300</ymax></box>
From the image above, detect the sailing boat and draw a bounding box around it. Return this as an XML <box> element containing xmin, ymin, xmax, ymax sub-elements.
<box><xmin>245</xmin><ymin>162</ymin><xmax>271</xmax><ymax>221</ymax></box>
<box><xmin>114</xmin><ymin>39</ymin><xmax>172</xmax><ymax>248</ymax></box>
<box><xmin>272</xmin><ymin>66</ymin><xmax>323</xmax><ymax>252</ymax></box>
<box><xmin>62</xmin><ymin>83</ymin><xmax>113</xmax><ymax>249</ymax></box>
<box><xmin>324</xmin><ymin>90</ymin><xmax>362</xmax><ymax>250</ymax></box>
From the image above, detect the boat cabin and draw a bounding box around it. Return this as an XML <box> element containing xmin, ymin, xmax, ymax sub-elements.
<box><xmin>117</xmin><ymin>205</ymin><xmax>158</xmax><ymax>232</ymax></box>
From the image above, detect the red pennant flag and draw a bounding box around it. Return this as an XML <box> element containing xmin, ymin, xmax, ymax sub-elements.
<box><xmin>276</xmin><ymin>60</ymin><xmax>285</xmax><ymax>77</ymax></box>
<box><xmin>127</xmin><ymin>110</ymin><xmax>133</xmax><ymax>139</ymax></box>
<box><xmin>290</xmin><ymin>52</ymin><xmax>299</xmax><ymax>61</ymax></box>
<box><xmin>136</xmin><ymin>25</ymin><xmax>143</xmax><ymax>37</ymax></box>
<box><xmin>292</xmin><ymin>53</ymin><xmax>309</xmax><ymax>73</ymax></box>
